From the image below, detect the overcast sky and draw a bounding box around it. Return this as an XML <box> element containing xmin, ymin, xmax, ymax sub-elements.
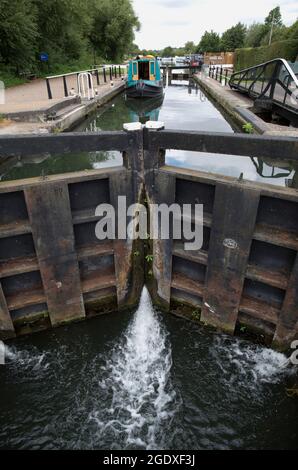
<box><xmin>132</xmin><ymin>0</ymin><xmax>298</xmax><ymax>49</ymax></box>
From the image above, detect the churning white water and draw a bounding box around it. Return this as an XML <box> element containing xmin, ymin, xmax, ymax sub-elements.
<box><xmin>2</xmin><ymin>287</ymin><xmax>297</xmax><ymax>450</ymax></box>
<box><xmin>89</xmin><ymin>286</ymin><xmax>178</xmax><ymax>450</ymax></box>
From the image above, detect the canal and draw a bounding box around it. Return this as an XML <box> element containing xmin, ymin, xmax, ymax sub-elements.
<box><xmin>1</xmin><ymin>287</ymin><xmax>297</xmax><ymax>450</ymax></box>
<box><xmin>0</xmin><ymin>81</ymin><xmax>296</xmax><ymax>187</ymax></box>
<box><xmin>0</xmin><ymin>81</ymin><xmax>297</xmax><ymax>450</ymax></box>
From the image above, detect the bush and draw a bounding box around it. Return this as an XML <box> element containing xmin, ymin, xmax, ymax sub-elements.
<box><xmin>234</xmin><ymin>39</ymin><xmax>298</xmax><ymax>70</ymax></box>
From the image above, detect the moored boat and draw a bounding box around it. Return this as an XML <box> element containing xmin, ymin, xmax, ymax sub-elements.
<box><xmin>126</xmin><ymin>55</ymin><xmax>164</xmax><ymax>98</ymax></box>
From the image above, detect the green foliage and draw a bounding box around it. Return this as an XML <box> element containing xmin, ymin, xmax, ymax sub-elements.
<box><xmin>265</xmin><ymin>7</ymin><xmax>283</xmax><ymax>28</ymax></box>
<box><xmin>285</xmin><ymin>19</ymin><xmax>298</xmax><ymax>40</ymax></box>
<box><xmin>89</xmin><ymin>0</ymin><xmax>140</xmax><ymax>62</ymax></box>
<box><xmin>0</xmin><ymin>0</ymin><xmax>38</xmax><ymax>73</ymax></box>
<box><xmin>184</xmin><ymin>41</ymin><xmax>196</xmax><ymax>54</ymax></box>
<box><xmin>145</xmin><ymin>254</ymin><xmax>153</xmax><ymax>263</ymax></box>
<box><xmin>235</xmin><ymin>39</ymin><xmax>298</xmax><ymax>70</ymax></box>
<box><xmin>244</xmin><ymin>23</ymin><xmax>267</xmax><ymax>48</ymax></box>
<box><xmin>242</xmin><ymin>122</ymin><xmax>254</xmax><ymax>134</ymax></box>
<box><xmin>0</xmin><ymin>0</ymin><xmax>139</xmax><ymax>79</ymax></box>
<box><xmin>162</xmin><ymin>46</ymin><xmax>175</xmax><ymax>57</ymax></box>
<box><xmin>221</xmin><ymin>23</ymin><xmax>246</xmax><ymax>51</ymax></box>
<box><xmin>244</xmin><ymin>7</ymin><xmax>286</xmax><ymax>49</ymax></box>
<box><xmin>197</xmin><ymin>30</ymin><xmax>221</xmax><ymax>52</ymax></box>
<box><xmin>260</xmin><ymin>26</ymin><xmax>288</xmax><ymax>47</ymax></box>
<box><xmin>192</xmin><ymin>309</ymin><xmax>201</xmax><ymax>321</ymax></box>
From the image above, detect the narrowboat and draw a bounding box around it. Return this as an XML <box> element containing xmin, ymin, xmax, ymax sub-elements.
<box><xmin>126</xmin><ymin>55</ymin><xmax>164</xmax><ymax>98</ymax></box>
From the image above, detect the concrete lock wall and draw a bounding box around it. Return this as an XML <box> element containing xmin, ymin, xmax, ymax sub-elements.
<box><xmin>0</xmin><ymin>127</ymin><xmax>297</xmax><ymax>350</ymax></box>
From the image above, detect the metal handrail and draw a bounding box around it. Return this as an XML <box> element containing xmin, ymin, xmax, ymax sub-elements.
<box><xmin>229</xmin><ymin>58</ymin><xmax>298</xmax><ymax>120</ymax></box>
<box><xmin>45</xmin><ymin>64</ymin><xmax>126</xmax><ymax>100</ymax></box>
<box><xmin>230</xmin><ymin>58</ymin><xmax>298</xmax><ymax>87</ymax></box>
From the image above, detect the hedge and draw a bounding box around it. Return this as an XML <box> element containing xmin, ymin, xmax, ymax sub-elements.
<box><xmin>234</xmin><ymin>39</ymin><xmax>298</xmax><ymax>71</ymax></box>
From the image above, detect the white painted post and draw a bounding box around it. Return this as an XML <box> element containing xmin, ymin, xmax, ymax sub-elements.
<box><xmin>0</xmin><ymin>340</ymin><xmax>5</xmax><ymax>365</ymax></box>
<box><xmin>78</xmin><ymin>72</ymin><xmax>95</xmax><ymax>100</ymax></box>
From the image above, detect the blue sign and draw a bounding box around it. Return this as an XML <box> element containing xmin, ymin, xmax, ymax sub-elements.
<box><xmin>40</xmin><ymin>52</ymin><xmax>49</xmax><ymax>62</ymax></box>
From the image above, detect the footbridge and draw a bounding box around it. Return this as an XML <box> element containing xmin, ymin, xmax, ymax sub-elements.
<box><xmin>229</xmin><ymin>58</ymin><xmax>298</xmax><ymax>126</ymax></box>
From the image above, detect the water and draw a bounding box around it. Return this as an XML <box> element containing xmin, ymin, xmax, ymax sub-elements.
<box><xmin>0</xmin><ymin>81</ymin><xmax>296</xmax><ymax>186</ymax></box>
<box><xmin>0</xmin><ymin>287</ymin><xmax>297</xmax><ymax>450</ymax></box>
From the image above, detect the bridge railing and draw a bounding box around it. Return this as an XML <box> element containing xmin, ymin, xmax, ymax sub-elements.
<box><xmin>45</xmin><ymin>65</ymin><xmax>127</xmax><ymax>100</ymax></box>
<box><xmin>208</xmin><ymin>66</ymin><xmax>234</xmax><ymax>85</ymax></box>
<box><xmin>229</xmin><ymin>58</ymin><xmax>298</xmax><ymax>115</ymax></box>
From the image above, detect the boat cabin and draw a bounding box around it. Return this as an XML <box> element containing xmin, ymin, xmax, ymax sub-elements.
<box><xmin>128</xmin><ymin>56</ymin><xmax>161</xmax><ymax>82</ymax></box>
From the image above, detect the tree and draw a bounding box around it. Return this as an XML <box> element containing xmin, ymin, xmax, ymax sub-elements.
<box><xmin>89</xmin><ymin>0</ymin><xmax>140</xmax><ymax>62</ymax></box>
<box><xmin>221</xmin><ymin>22</ymin><xmax>246</xmax><ymax>51</ymax></box>
<box><xmin>262</xmin><ymin>7</ymin><xmax>285</xmax><ymax>46</ymax></box>
<box><xmin>244</xmin><ymin>23</ymin><xmax>267</xmax><ymax>47</ymax></box>
<box><xmin>33</xmin><ymin>0</ymin><xmax>90</xmax><ymax>64</ymax></box>
<box><xmin>197</xmin><ymin>30</ymin><xmax>221</xmax><ymax>52</ymax></box>
<box><xmin>0</xmin><ymin>0</ymin><xmax>38</xmax><ymax>72</ymax></box>
<box><xmin>285</xmin><ymin>18</ymin><xmax>298</xmax><ymax>39</ymax></box>
<box><xmin>265</xmin><ymin>6</ymin><xmax>283</xmax><ymax>28</ymax></box>
<box><xmin>184</xmin><ymin>41</ymin><xmax>196</xmax><ymax>54</ymax></box>
<box><xmin>161</xmin><ymin>46</ymin><xmax>175</xmax><ymax>57</ymax></box>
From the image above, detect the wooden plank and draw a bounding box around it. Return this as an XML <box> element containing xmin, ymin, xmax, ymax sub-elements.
<box><xmin>0</xmin><ymin>131</ymin><xmax>129</xmax><ymax>158</ymax></box>
<box><xmin>148</xmin><ymin>129</ymin><xmax>298</xmax><ymax>162</ymax></box>
<box><xmin>0</xmin><ymin>220</ymin><xmax>31</xmax><ymax>239</ymax></box>
<box><xmin>6</xmin><ymin>288</ymin><xmax>45</xmax><ymax>311</ymax></box>
<box><xmin>201</xmin><ymin>182</ymin><xmax>260</xmax><ymax>333</ymax></box>
<box><xmin>171</xmin><ymin>273</ymin><xmax>205</xmax><ymax>298</ymax></box>
<box><xmin>162</xmin><ymin>166</ymin><xmax>298</xmax><ymax>202</ymax></box>
<box><xmin>0</xmin><ymin>255</ymin><xmax>39</xmax><ymax>278</ymax></box>
<box><xmin>239</xmin><ymin>297</ymin><xmax>279</xmax><ymax>325</ymax></box>
<box><xmin>173</xmin><ymin>243</ymin><xmax>208</xmax><ymax>265</ymax></box>
<box><xmin>254</xmin><ymin>224</ymin><xmax>298</xmax><ymax>251</ymax></box>
<box><xmin>82</xmin><ymin>274</ymin><xmax>116</xmax><ymax>294</ymax></box>
<box><xmin>273</xmin><ymin>253</ymin><xmax>298</xmax><ymax>349</ymax></box>
<box><xmin>0</xmin><ymin>282</ymin><xmax>15</xmax><ymax>339</ymax></box>
<box><xmin>0</xmin><ymin>167</ymin><xmax>124</xmax><ymax>194</ymax></box>
<box><xmin>246</xmin><ymin>264</ymin><xmax>289</xmax><ymax>290</ymax></box>
<box><xmin>77</xmin><ymin>242</ymin><xmax>114</xmax><ymax>260</ymax></box>
<box><xmin>24</xmin><ymin>182</ymin><xmax>85</xmax><ymax>326</ymax></box>
<box><xmin>109</xmin><ymin>169</ymin><xmax>143</xmax><ymax>309</ymax></box>
<box><xmin>152</xmin><ymin>172</ymin><xmax>176</xmax><ymax>309</ymax></box>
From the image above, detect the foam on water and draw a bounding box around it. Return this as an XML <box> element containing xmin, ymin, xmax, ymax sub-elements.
<box><xmin>211</xmin><ymin>335</ymin><xmax>295</xmax><ymax>392</ymax></box>
<box><xmin>89</xmin><ymin>286</ymin><xmax>178</xmax><ymax>450</ymax></box>
<box><xmin>4</xmin><ymin>344</ymin><xmax>50</xmax><ymax>377</ymax></box>
<box><xmin>1</xmin><ymin>289</ymin><xmax>297</xmax><ymax>450</ymax></box>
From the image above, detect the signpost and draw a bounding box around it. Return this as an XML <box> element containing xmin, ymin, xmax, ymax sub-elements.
<box><xmin>40</xmin><ymin>52</ymin><xmax>49</xmax><ymax>62</ymax></box>
<box><xmin>40</xmin><ymin>52</ymin><xmax>49</xmax><ymax>73</ymax></box>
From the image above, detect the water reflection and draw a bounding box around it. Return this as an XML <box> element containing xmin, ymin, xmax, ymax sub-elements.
<box><xmin>125</xmin><ymin>95</ymin><xmax>164</xmax><ymax>124</ymax></box>
<box><xmin>0</xmin><ymin>151</ymin><xmax>120</xmax><ymax>182</ymax></box>
<box><xmin>251</xmin><ymin>157</ymin><xmax>297</xmax><ymax>188</ymax></box>
<box><xmin>0</xmin><ymin>81</ymin><xmax>296</xmax><ymax>187</ymax></box>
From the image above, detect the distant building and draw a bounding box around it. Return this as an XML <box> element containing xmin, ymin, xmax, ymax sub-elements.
<box><xmin>204</xmin><ymin>52</ymin><xmax>234</xmax><ymax>66</ymax></box>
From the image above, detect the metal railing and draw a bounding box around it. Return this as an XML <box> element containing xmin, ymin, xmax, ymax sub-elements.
<box><xmin>229</xmin><ymin>58</ymin><xmax>298</xmax><ymax>121</ymax></box>
<box><xmin>45</xmin><ymin>65</ymin><xmax>127</xmax><ymax>100</ymax></box>
<box><xmin>209</xmin><ymin>66</ymin><xmax>234</xmax><ymax>86</ymax></box>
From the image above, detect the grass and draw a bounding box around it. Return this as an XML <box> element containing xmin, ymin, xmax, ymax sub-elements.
<box><xmin>0</xmin><ymin>69</ymin><xmax>28</xmax><ymax>88</ymax></box>
<box><xmin>0</xmin><ymin>54</ymin><xmax>114</xmax><ymax>88</ymax></box>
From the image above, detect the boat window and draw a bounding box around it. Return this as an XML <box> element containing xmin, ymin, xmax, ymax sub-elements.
<box><xmin>150</xmin><ymin>61</ymin><xmax>155</xmax><ymax>76</ymax></box>
<box><xmin>138</xmin><ymin>61</ymin><xmax>150</xmax><ymax>80</ymax></box>
<box><xmin>133</xmin><ymin>62</ymin><xmax>138</xmax><ymax>77</ymax></box>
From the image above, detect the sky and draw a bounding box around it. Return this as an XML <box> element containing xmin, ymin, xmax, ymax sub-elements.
<box><xmin>132</xmin><ymin>0</ymin><xmax>298</xmax><ymax>49</ymax></box>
